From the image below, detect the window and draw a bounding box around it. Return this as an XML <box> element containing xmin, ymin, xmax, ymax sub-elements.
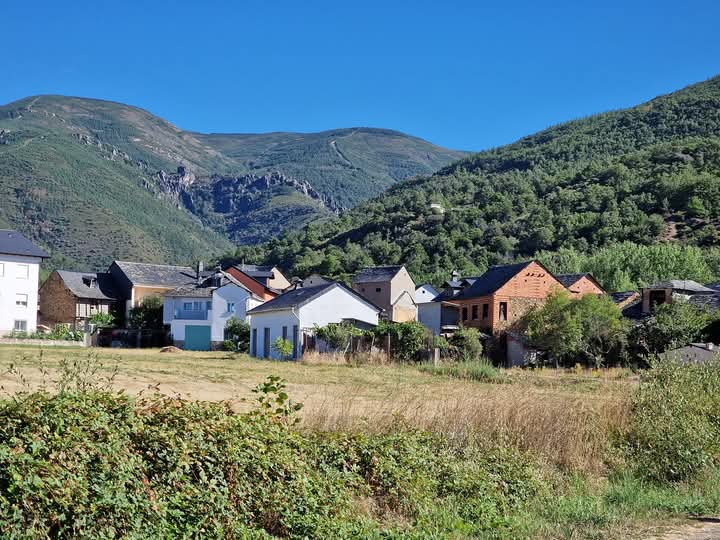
<box><xmin>183</xmin><ymin>302</ymin><xmax>193</xmax><ymax>311</ymax></box>
<box><xmin>15</xmin><ymin>293</ymin><xmax>28</xmax><ymax>307</ymax></box>
<box><xmin>375</xmin><ymin>287</ymin><xmax>382</xmax><ymax>293</ymax></box>
<box><xmin>471</xmin><ymin>305</ymin><xmax>478</xmax><ymax>320</ymax></box>
<box><xmin>482</xmin><ymin>303</ymin><xmax>489</xmax><ymax>319</ymax></box>
<box><xmin>282</xmin><ymin>326</ymin><xmax>288</xmax><ymax>340</ymax></box>
<box><xmin>14</xmin><ymin>320</ymin><xmax>27</xmax><ymax>332</ymax></box>
<box><xmin>251</xmin><ymin>328</ymin><xmax>257</xmax><ymax>356</ymax></box>
<box><xmin>462</xmin><ymin>306</ymin><xmax>468</xmax><ymax>321</ymax></box>
<box><xmin>227</xmin><ymin>302</ymin><xmax>236</xmax><ymax>313</ymax></box>
<box><xmin>499</xmin><ymin>302</ymin><xmax>508</xmax><ymax>321</ymax></box>
<box><xmin>16</xmin><ymin>264</ymin><xmax>29</xmax><ymax>279</ymax></box>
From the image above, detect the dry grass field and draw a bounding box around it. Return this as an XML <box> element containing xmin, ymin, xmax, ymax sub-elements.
<box><xmin>0</xmin><ymin>345</ymin><xmax>635</xmax><ymax>473</ymax></box>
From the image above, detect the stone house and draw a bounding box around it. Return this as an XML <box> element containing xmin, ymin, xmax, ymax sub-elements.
<box><xmin>39</xmin><ymin>270</ymin><xmax>118</xmax><ymax>328</ymax></box>
<box><xmin>352</xmin><ymin>265</ymin><xmax>417</xmax><ymax>322</ymax></box>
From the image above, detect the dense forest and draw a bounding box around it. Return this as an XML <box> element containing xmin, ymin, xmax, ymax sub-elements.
<box><xmin>224</xmin><ymin>76</ymin><xmax>720</xmax><ymax>290</ymax></box>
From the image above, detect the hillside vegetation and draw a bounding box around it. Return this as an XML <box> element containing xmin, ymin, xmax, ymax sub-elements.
<box><xmin>0</xmin><ymin>96</ymin><xmax>463</xmax><ymax>268</ymax></box>
<box><xmin>232</xmin><ymin>76</ymin><xmax>720</xmax><ymax>288</ymax></box>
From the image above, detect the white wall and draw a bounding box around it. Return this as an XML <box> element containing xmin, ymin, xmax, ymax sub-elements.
<box><xmin>416</xmin><ymin>285</ymin><xmax>438</xmax><ymax>303</ymax></box>
<box><xmin>298</xmin><ymin>286</ymin><xmax>379</xmax><ymax>329</ymax></box>
<box><xmin>249</xmin><ymin>310</ymin><xmax>301</xmax><ymax>359</ymax></box>
<box><xmin>417</xmin><ymin>302</ymin><xmax>441</xmax><ymax>335</ymax></box>
<box><xmin>0</xmin><ymin>255</ymin><xmax>42</xmax><ymax>334</ymax></box>
<box><xmin>249</xmin><ymin>285</ymin><xmax>380</xmax><ymax>360</ymax></box>
<box><xmin>211</xmin><ymin>284</ymin><xmax>261</xmax><ymax>342</ymax></box>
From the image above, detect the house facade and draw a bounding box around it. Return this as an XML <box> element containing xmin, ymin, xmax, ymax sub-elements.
<box><xmin>556</xmin><ymin>273</ymin><xmax>605</xmax><ymax>296</ymax></box>
<box><xmin>39</xmin><ymin>270</ymin><xmax>118</xmax><ymax>328</ymax></box>
<box><xmin>247</xmin><ymin>281</ymin><xmax>381</xmax><ymax>360</ymax></box>
<box><xmin>352</xmin><ymin>265</ymin><xmax>416</xmax><ymax>322</ymax></box>
<box><xmin>0</xmin><ymin>230</ymin><xmax>49</xmax><ymax>334</ymax></box>
<box><xmin>109</xmin><ymin>261</ymin><xmax>196</xmax><ymax>318</ymax></box>
<box><xmin>415</xmin><ymin>284</ymin><xmax>439</xmax><ymax>303</ymax></box>
<box><xmin>162</xmin><ymin>271</ymin><xmax>263</xmax><ymax>350</ymax></box>
<box><xmin>224</xmin><ymin>264</ymin><xmax>290</xmax><ymax>300</ymax></box>
<box><xmin>454</xmin><ymin>261</ymin><xmax>566</xmax><ymax>334</ymax></box>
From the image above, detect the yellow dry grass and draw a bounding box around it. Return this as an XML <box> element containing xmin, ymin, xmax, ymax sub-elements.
<box><xmin>0</xmin><ymin>345</ymin><xmax>634</xmax><ymax>473</ymax></box>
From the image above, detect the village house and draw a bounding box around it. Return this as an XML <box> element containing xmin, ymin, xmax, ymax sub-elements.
<box><xmin>555</xmin><ymin>273</ymin><xmax>605</xmax><ymax>296</ymax></box>
<box><xmin>621</xmin><ymin>279</ymin><xmax>720</xmax><ymax>319</ymax></box>
<box><xmin>247</xmin><ymin>281</ymin><xmax>381</xmax><ymax>360</ymax></box>
<box><xmin>453</xmin><ymin>261</ymin><xmax>567</xmax><ymax>334</ymax></box>
<box><xmin>0</xmin><ymin>230</ymin><xmax>49</xmax><ymax>334</ymax></box>
<box><xmin>39</xmin><ymin>270</ymin><xmax>118</xmax><ymax>328</ymax></box>
<box><xmin>162</xmin><ymin>269</ymin><xmax>263</xmax><ymax>350</ymax></box>
<box><xmin>109</xmin><ymin>260</ymin><xmax>197</xmax><ymax>319</ymax></box>
<box><xmin>224</xmin><ymin>263</ymin><xmax>291</xmax><ymax>300</ymax></box>
<box><xmin>352</xmin><ymin>265</ymin><xmax>416</xmax><ymax>322</ymax></box>
<box><xmin>415</xmin><ymin>283</ymin><xmax>439</xmax><ymax>303</ymax></box>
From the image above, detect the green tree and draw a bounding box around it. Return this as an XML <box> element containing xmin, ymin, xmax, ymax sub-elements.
<box><xmin>448</xmin><ymin>325</ymin><xmax>483</xmax><ymax>361</ymax></box>
<box><xmin>525</xmin><ymin>290</ymin><xmax>627</xmax><ymax>367</ymax></box>
<box><xmin>225</xmin><ymin>317</ymin><xmax>251</xmax><ymax>353</ymax></box>
<box><xmin>314</xmin><ymin>322</ymin><xmax>363</xmax><ymax>353</ymax></box>
<box><xmin>630</xmin><ymin>301</ymin><xmax>712</xmax><ymax>358</ymax></box>
<box><xmin>128</xmin><ymin>296</ymin><xmax>164</xmax><ymax>330</ymax></box>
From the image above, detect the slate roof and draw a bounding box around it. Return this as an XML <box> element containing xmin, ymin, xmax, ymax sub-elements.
<box><xmin>0</xmin><ymin>229</ymin><xmax>49</xmax><ymax>259</ymax></box>
<box><xmin>688</xmin><ymin>293</ymin><xmax>720</xmax><ymax>312</ymax></box>
<box><xmin>456</xmin><ymin>261</ymin><xmax>535</xmax><ymax>299</ymax></box>
<box><xmin>660</xmin><ymin>343</ymin><xmax>720</xmax><ymax>364</ymax></box>
<box><xmin>352</xmin><ymin>266</ymin><xmax>404</xmax><ymax>284</ymax></box>
<box><xmin>165</xmin><ymin>271</ymin><xmax>261</xmax><ymax>300</ymax></box>
<box><xmin>555</xmin><ymin>273</ymin><xmax>589</xmax><ymax>288</ymax></box>
<box><xmin>113</xmin><ymin>261</ymin><xmax>195</xmax><ymax>287</ymax></box>
<box><xmin>248</xmin><ymin>281</ymin><xmax>382</xmax><ymax>314</ymax></box>
<box><xmin>610</xmin><ymin>291</ymin><xmax>638</xmax><ymax>304</ymax></box>
<box><xmin>233</xmin><ymin>264</ymin><xmax>275</xmax><ymax>279</ymax></box>
<box><xmin>648</xmin><ymin>280</ymin><xmax>716</xmax><ymax>294</ymax></box>
<box><xmin>56</xmin><ymin>270</ymin><xmax>118</xmax><ymax>301</ymax></box>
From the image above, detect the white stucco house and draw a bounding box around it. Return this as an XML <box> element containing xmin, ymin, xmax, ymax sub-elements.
<box><xmin>163</xmin><ymin>270</ymin><xmax>264</xmax><ymax>350</ymax></box>
<box><xmin>415</xmin><ymin>283</ymin><xmax>439</xmax><ymax>303</ymax></box>
<box><xmin>0</xmin><ymin>230</ymin><xmax>49</xmax><ymax>334</ymax></box>
<box><xmin>247</xmin><ymin>281</ymin><xmax>382</xmax><ymax>360</ymax></box>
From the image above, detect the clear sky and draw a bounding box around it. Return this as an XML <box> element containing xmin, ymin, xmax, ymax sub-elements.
<box><xmin>3</xmin><ymin>0</ymin><xmax>719</xmax><ymax>151</ymax></box>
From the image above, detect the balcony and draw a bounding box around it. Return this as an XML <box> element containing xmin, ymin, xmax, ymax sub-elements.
<box><xmin>174</xmin><ymin>309</ymin><xmax>210</xmax><ymax>321</ymax></box>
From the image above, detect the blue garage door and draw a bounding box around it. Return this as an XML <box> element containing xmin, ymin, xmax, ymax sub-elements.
<box><xmin>185</xmin><ymin>325</ymin><xmax>211</xmax><ymax>351</ymax></box>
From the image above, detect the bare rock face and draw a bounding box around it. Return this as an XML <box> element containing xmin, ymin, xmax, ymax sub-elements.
<box><xmin>155</xmin><ymin>167</ymin><xmax>196</xmax><ymax>206</ymax></box>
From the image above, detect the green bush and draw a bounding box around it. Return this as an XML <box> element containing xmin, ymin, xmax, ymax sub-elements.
<box><xmin>224</xmin><ymin>317</ymin><xmax>250</xmax><ymax>353</ymax></box>
<box><xmin>624</xmin><ymin>358</ymin><xmax>720</xmax><ymax>483</ymax></box>
<box><xmin>371</xmin><ymin>320</ymin><xmax>430</xmax><ymax>362</ymax></box>
<box><xmin>448</xmin><ymin>325</ymin><xmax>483</xmax><ymax>360</ymax></box>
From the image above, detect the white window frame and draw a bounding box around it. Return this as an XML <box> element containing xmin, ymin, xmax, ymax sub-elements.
<box><xmin>15</xmin><ymin>293</ymin><xmax>28</xmax><ymax>308</ymax></box>
<box><xmin>14</xmin><ymin>320</ymin><xmax>27</xmax><ymax>332</ymax></box>
<box><xmin>16</xmin><ymin>264</ymin><xmax>29</xmax><ymax>279</ymax></box>
<box><xmin>183</xmin><ymin>302</ymin><xmax>193</xmax><ymax>311</ymax></box>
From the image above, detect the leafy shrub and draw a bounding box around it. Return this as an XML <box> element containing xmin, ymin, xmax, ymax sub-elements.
<box><xmin>624</xmin><ymin>358</ymin><xmax>720</xmax><ymax>483</ymax></box>
<box><xmin>5</xmin><ymin>323</ymin><xmax>83</xmax><ymax>341</ymax></box>
<box><xmin>272</xmin><ymin>337</ymin><xmax>293</xmax><ymax>360</ymax></box>
<box><xmin>224</xmin><ymin>317</ymin><xmax>250</xmax><ymax>353</ymax></box>
<box><xmin>221</xmin><ymin>339</ymin><xmax>237</xmax><ymax>351</ymax></box>
<box><xmin>128</xmin><ymin>296</ymin><xmax>164</xmax><ymax>329</ymax></box>
<box><xmin>314</xmin><ymin>322</ymin><xmax>363</xmax><ymax>353</ymax></box>
<box><xmin>448</xmin><ymin>325</ymin><xmax>483</xmax><ymax>360</ymax></box>
<box><xmin>88</xmin><ymin>311</ymin><xmax>115</xmax><ymax>328</ymax></box>
<box><xmin>371</xmin><ymin>320</ymin><xmax>430</xmax><ymax>362</ymax></box>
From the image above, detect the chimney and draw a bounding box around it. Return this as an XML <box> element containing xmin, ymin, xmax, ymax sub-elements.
<box><xmin>197</xmin><ymin>261</ymin><xmax>204</xmax><ymax>283</ymax></box>
<box><xmin>451</xmin><ymin>269</ymin><xmax>459</xmax><ymax>282</ymax></box>
<box><xmin>708</xmin><ymin>343</ymin><xmax>714</xmax><ymax>351</ymax></box>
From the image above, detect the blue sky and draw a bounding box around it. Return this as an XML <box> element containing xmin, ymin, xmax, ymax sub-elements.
<box><xmin>3</xmin><ymin>0</ymin><xmax>719</xmax><ymax>150</ymax></box>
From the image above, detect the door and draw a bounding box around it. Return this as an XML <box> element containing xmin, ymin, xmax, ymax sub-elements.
<box><xmin>185</xmin><ymin>325</ymin><xmax>211</xmax><ymax>351</ymax></box>
<box><xmin>263</xmin><ymin>328</ymin><xmax>270</xmax><ymax>358</ymax></box>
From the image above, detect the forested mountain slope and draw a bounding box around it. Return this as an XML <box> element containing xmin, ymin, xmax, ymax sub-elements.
<box><xmin>230</xmin><ymin>76</ymin><xmax>720</xmax><ymax>288</ymax></box>
<box><xmin>0</xmin><ymin>96</ymin><xmax>463</xmax><ymax>268</ymax></box>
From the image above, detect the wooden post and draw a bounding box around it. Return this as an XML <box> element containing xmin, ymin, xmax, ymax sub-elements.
<box><xmin>433</xmin><ymin>347</ymin><xmax>440</xmax><ymax>366</ymax></box>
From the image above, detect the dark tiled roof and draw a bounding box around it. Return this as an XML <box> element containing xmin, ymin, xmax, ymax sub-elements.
<box><xmin>706</xmin><ymin>282</ymin><xmax>720</xmax><ymax>292</ymax></box>
<box><xmin>610</xmin><ymin>291</ymin><xmax>638</xmax><ymax>304</ymax></box>
<box><xmin>113</xmin><ymin>261</ymin><xmax>195</xmax><ymax>287</ymax></box>
<box><xmin>56</xmin><ymin>270</ymin><xmax>118</xmax><ymax>300</ymax></box>
<box><xmin>234</xmin><ymin>264</ymin><xmax>275</xmax><ymax>279</ymax></box>
<box><xmin>353</xmin><ymin>265</ymin><xmax>404</xmax><ymax>284</ymax></box>
<box><xmin>660</xmin><ymin>343</ymin><xmax>720</xmax><ymax>364</ymax></box>
<box><xmin>648</xmin><ymin>280</ymin><xmax>716</xmax><ymax>293</ymax></box>
<box><xmin>456</xmin><ymin>261</ymin><xmax>534</xmax><ymax>299</ymax></box>
<box><xmin>555</xmin><ymin>273</ymin><xmax>588</xmax><ymax>288</ymax></box>
<box><xmin>165</xmin><ymin>272</ymin><xmax>261</xmax><ymax>299</ymax></box>
<box><xmin>621</xmin><ymin>298</ymin><xmax>644</xmax><ymax>320</ymax></box>
<box><xmin>0</xmin><ymin>229</ymin><xmax>49</xmax><ymax>258</ymax></box>
<box><xmin>688</xmin><ymin>294</ymin><xmax>720</xmax><ymax>312</ymax></box>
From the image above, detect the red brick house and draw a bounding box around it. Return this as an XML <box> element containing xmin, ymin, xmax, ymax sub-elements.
<box><xmin>453</xmin><ymin>260</ymin><xmax>566</xmax><ymax>334</ymax></box>
<box><xmin>555</xmin><ymin>273</ymin><xmax>605</xmax><ymax>296</ymax></box>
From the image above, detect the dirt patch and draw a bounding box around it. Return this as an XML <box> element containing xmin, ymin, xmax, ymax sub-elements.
<box><xmin>647</xmin><ymin>518</ymin><xmax>720</xmax><ymax>540</ymax></box>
